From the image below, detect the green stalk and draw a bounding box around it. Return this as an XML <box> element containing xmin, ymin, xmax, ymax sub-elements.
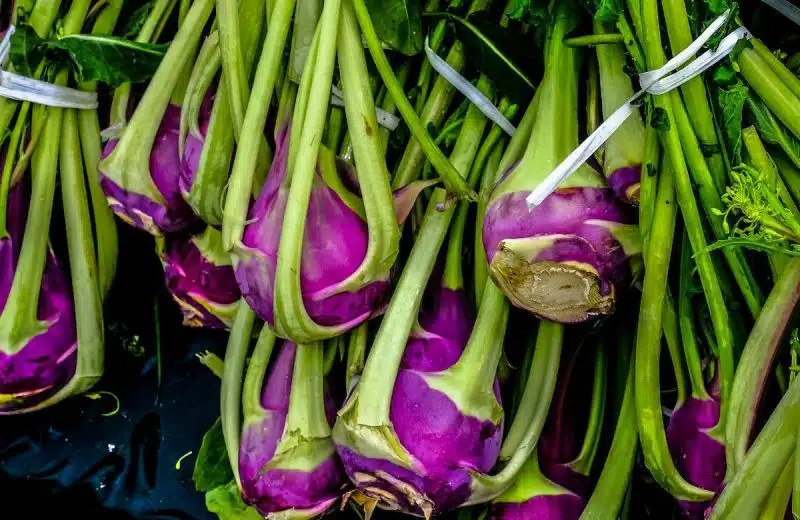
<box><xmin>757</xmin><ymin>460</ymin><xmax>794</xmax><ymax>520</ymax></box>
<box><xmin>743</xmin><ymin>127</ymin><xmax>800</xmax><ymax>218</ymax></box>
<box><xmin>568</xmin><ymin>343</ymin><xmax>607</xmax><ymax>475</ymax></box>
<box><xmin>752</xmin><ymin>39</ymin><xmax>800</xmax><ymax>100</ymax></box>
<box><xmin>392</xmin><ymin>41</ymin><xmax>466</xmax><ymax>189</ymax></box>
<box><xmin>642</xmin><ymin>0</ymin><xmax>734</xmax><ymax>442</ymax></box>
<box><xmin>639</xmin><ymin>127</ymin><xmax>662</xmax><ymax>243</ymax></box>
<box><xmin>79</xmin><ymin>0</ymin><xmax>124</xmax><ymax>300</ymax></box>
<box><xmin>241</xmin><ymin>323</ymin><xmax>276</xmax><ymax>432</ymax></box>
<box><xmin>661</xmin><ymin>0</ymin><xmax>728</xmax><ymax>192</ymax></box>
<box><xmin>579</xmin><ymin>354</ymin><xmax>637</xmax><ymax>520</ymax></box>
<box><xmin>711</xmin><ymin>377</ymin><xmax>800</xmax><ymax>519</ymax></box>
<box><xmin>350</xmin><ymin>0</ymin><xmax>476</xmax><ymax>200</ymax></box>
<box><xmin>672</xmin><ymin>89</ymin><xmax>764</xmax><ymax>317</ymax></box>
<box><xmin>288</xmin><ymin>0</ymin><xmax>323</xmax><ymax>82</ymax></box>
<box><xmin>474</xmin><ymin>142</ymin><xmax>505</xmax><ymax>304</ymax></box>
<box><xmin>346</xmin><ymin>323</ymin><xmax>368</xmax><ymax>391</ymax></box>
<box><xmin>777</xmin><ymin>153</ymin><xmax>800</xmax><ymax>207</ymax></box>
<box><xmin>222</xmin><ymin>0</ymin><xmax>295</xmax><ymax>250</ymax></box>
<box><xmin>0</xmin><ymin>105</ymin><xmax>29</xmax><ymax>238</ymax></box>
<box><xmin>29</xmin><ymin>108</ymin><xmax>106</xmax><ymax>412</ymax></box>
<box><xmin>564</xmin><ymin>33</ymin><xmax>625</xmax><ymax>47</ymax></box>
<box><xmin>739</xmin><ymin>47</ymin><xmax>800</xmax><ymax>141</ymax></box>
<box><xmin>0</xmin><ymin>0</ymin><xmax>93</xmax><ymax>357</ymax></box>
<box><xmin>726</xmin><ymin>258</ymin><xmax>800</xmax><ymax>474</ymax></box>
<box><xmin>221</xmin><ymin>305</ymin><xmax>259</xmax><ymax>488</ymax></box>
<box><xmin>100</xmin><ymin>0</ymin><xmax>215</xmax><ymax>210</ymax></box>
<box><xmin>414</xmin><ymin>12</ymin><xmax>448</xmax><ymax>114</ymax></box>
<box><xmin>216</xmin><ymin>0</ymin><xmax>256</xmax><ymax>135</ymax></box>
<box><xmin>468</xmin><ymin>318</ymin><xmax>562</xmax><ymax>504</ymax></box>
<box><xmin>679</xmin><ymin>234</ymin><xmax>711</xmax><ymax>399</ymax></box>
<box><xmin>795</xmin><ymin>427</ymin><xmax>800</xmax><ymax>519</ymax></box>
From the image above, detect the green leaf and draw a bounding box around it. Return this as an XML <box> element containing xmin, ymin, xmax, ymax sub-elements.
<box><xmin>704</xmin><ymin>0</ymin><xmax>730</xmax><ymax>16</ymax></box>
<box><xmin>205</xmin><ymin>481</ymin><xmax>264</xmax><ymax>520</ymax></box>
<box><xmin>650</xmin><ymin>106</ymin><xmax>671</xmax><ymax>131</ymax></box>
<box><xmin>507</xmin><ymin>0</ymin><xmax>549</xmax><ymax>27</ymax></box>
<box><xmin>589</xmin><ymin>0</ymin><xmax>622</xmax><ymax>22</ymax></box>
<box><xmin>428</xmin><ymin>11</ymin><xmax>538</xmax><ymax>103</ymax></box>
<box><xmin>9</xmin><ymin>24</ymin><xmax>46</xmax><ymax>77</ymax></box>
<box><xmin>718</xmin><ymin>82</ymin><xmax>749</xmax><ymax>164</ymax></box>
<box><xmin>365</xmin><ymin>0</ymin><xmax>423</xmax><ymax>56</ymax></box>
<box><xmin>748</xmin><ymin>95</ymin><xmax>800</xmax><ymax>169</ymax></box>
<box><xmin>704</xmin><ymin>237</ymin><xmax>800</xmax><ymax>257</ymax></box>
<box><xmin>123</xmin><ymin>1</ymin><xmax>155</xmax><ymax>39</ymax></box>
<box><xmin>9</xmin><ymin>24</ymin><xmax>167</xmax><ymax>87</ymax></box>
<box><xmin>193</xmin><ymin>417</ymin><xmax>234</xmax><ymax>492</ymax></box>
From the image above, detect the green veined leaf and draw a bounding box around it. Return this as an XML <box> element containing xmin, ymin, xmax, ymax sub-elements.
<box><xmin>9</xmin><ymin>24</ymin><xmax>167</xmax><ymax>87</ymax></box>
<box><xmin>718</xmin><ymin>82</ymin><xmax>749</xmax><ymax>164</ymax></box>
<box><xmin>206</xmin><ymin>481</ymin><xmax>264</xmax><ymax>520</ymax></box>
<box><xmin>364</xmin><ymin>0</ymin><xmax>423</xmax><ymax>56</ymax></box>
<box><xmin>704</xmin><ymin>237</ymin><xmax>800</xmax><ymax>256</ymax></box>
<box><xmin>506</xmin><ymin>0</ymin><xmax>549</xmax><ymax>26</ymax></box>
<box><xmin>123</xmin><ymin>1</ymin><xmax>156</xmax><ymax>39</ymax></box>
<box><xmin>193</xmin><ymin>417</ymin><xmax>234</xmax><ymax>492</ymax></box>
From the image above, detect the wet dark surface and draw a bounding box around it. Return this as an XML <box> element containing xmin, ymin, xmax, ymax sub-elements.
<box><xmin>0</xmin><ymin>225</ymin><xmax>223</xmax><ymax>520</ymax></box>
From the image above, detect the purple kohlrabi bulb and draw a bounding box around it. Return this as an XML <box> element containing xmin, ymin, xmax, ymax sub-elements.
<box><xmin>234</xmin><ymin>125</ymin><xmax>390</xmax><ymax>332</ymax></box>
<box><xmin>239</xmin><ymin>341</ymin><xmax>345</xmax><ymax>518</ymax></box>
<box><xmin>0</xmin><ymin>184</ymin><xmax>77</xmax><ymax>413</ymax></box>
<box><xmin>158</xmin><ymin>226</ymin><xmax>240</xmax><ymax>329</ymax></box>
<box><xmin>100</xmin><ymin>104</ymin><xmax>195</xmax><ymax>236</ymax></box>
<box><xmin>666</xmin><ymin>395</ymin><xmax>725</xmax><ymax>519</ymax></box>
<box><xmin>336</xmin><ymin>286</ymin><xmax>505</xmax><ymax>516</ymax></box>
<box><xmin>483</xmin><ymin>186</ymin><xmax>637</xmax><ymax>324</ymax></box>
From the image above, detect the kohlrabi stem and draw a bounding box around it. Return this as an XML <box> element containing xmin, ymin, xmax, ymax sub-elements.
<box><xmin>663</xmin><ymin>290</ymin><xmax>689</xmax><ymax>407</ymax></box>
<box><xmin>350</xmin><ymin>0</ymin><xmax>477</xmax><ymax>200</ymax></box>
<box><xmin>679</xmin><ymin>234</ymin><xmax>711</xmax><ymax>399</ymax></box>
<box><xmin>0</xmin><ymin>106</ymin><xmax>27</xmax><ymax>238</ymax></box>
<box><xmin>467</xmin><ymin>318</ymin><xmax>562</xmax><ymax>504</ymax></box>
<box><xmin>641</xmin><ymin>0</ymin><xmax>734</xmax><ymax>445</ymax></box>
<box><xmin>795</xmin><ymin>430</ymin><xmax>800</xmax><ymax>519</ymax></box>
<box><xmin>743</xmin><ymin>127</ymin><xmax>800</xmax><ymax>218</ymax></box>
<box><xmin>752</xmin><ymin>39</ymin><xmax>800</xmax><ymax>100</ymax></box>
<box><xmin>474</xmin><ymin>142</ymin><xmax>505</xmax><ymax>304</ymax></box>
<box><xmin>569</xmin><ymin>343</ymin><xmax>607</xmax><ymax>476</ymax></box>
<box><xmin>0</xmin><ymin>0</ymin><xmax>91</xmax><ymax>353</ymax></box>
<box><xmin>272</xmin><ymin>0</ymin><xmax>347</xmax><ymax>342</ymax></box>
<box><xmin>579</xmin><ymin>353</ymin><xmax>637</xmax><ymax>520</ymax></box>
<box><xmin>499</xmin><ymin>319</ymin><xmax>563</xmax><ymax>460</ymax></box>
<box><xmin>392</xmin><ymin>41</ymin><xmax>466</xmax><ymax>189</ymax></box>
<box><xmin>55</xmin><ymin>108</ymin><xmax>105</xmax><ymax>397</ymax></box>
<box><xmin>638</xmin><ymin>128</ymin><xmax>661</xmax><ymax>243</ymax></box>
<box><xmin>216</xmin><ymin>0</ymin><xmax>252</xmax><ymax>134</ymax></box>
<box><xmin>672</xmin><ymin>88</ymin><xmax>764</xmax><ymax>318</ymax></box>
<box><xmin>354</xmin><ymin>81</ymin><xmax>490</xmax><ymax>426</ymax></box>
<box><xmin>288</xmin><ymin>0</ymin><xmax>323</xmax><ymax>82</ymax></box>
<box><xmin>241</xmin><ymin>324</ymin><xmax>276</xmax><ymax>432</ymax></box>
<box><xmin>222</xmin><ymin>0</ymin><xmax>295</xmax><ymax>251</ymax></box>
<box><xmin>346</xmin><ymin>323</ymin><xmax>368</xmax><ymax>391</ymax></box>
<box><xmin>564</xmin><ymin>33</ymin><xmax>624</xmax><ymax>47</ymax></box>
<box><xmin>739</xmin><ymin>47</ymin><xmax>800</xmax><ymax>140</ymax></box>
<box><xmin>711</xmin><ymin>376</ymin><xmax>800</xmax><ymax>519</ymax></box>
<box><xmin>283</xmin><ymin>343</ymin><xmax>330</xmax><ymax>439</ymax></box>
<box><xmin>414</xmin><ymin>14</ymin><xmax>448</xmax><ymax>114</ymax></box>
<box><xmin>100</xmin><ymin>0</ymin><xmax>215</xmax><ymax>208</ymax></box>
<box><xmin>635</xmin><ymin>150</ymin><xmax>712</xmax><ymax>500</ymax></box>
<box><xmin>777</xmin><ymin>154</ymin><xmax>800</xmax><ymax>213</ymax></box>
<box><xmin>758</xmin><ymin>460</ymin><xmax>794</xmax><ymax>520</ymax></box>
<box><xmin>109</xmin><ymin>0</ymin><xmax>177</xmax><ymax>128</ymax></box>
<box><xmin>661</xmin><ymin>0</ymin><xmax>728</xmax><ymax>192</ymax></box>
<box><xmin>725</xmin><ymin>257</ymin><xmax>800</xmax><ymax>474</ymax></box>
<box><xmin>221</xmin><ymin>304</ymin><xmax>257</xmax><ymax>489</ymax></box>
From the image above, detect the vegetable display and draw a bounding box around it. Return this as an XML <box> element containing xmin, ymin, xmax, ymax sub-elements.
<box><xmin>3</xmin><ymin>0</ymin><xmax>800</xmax><ymax>519</ymax></box>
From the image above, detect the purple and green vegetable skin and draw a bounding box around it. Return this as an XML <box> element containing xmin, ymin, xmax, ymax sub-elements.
<box><xmin>482</xmin><ymin>8</ymin><xmax>639</xmax><ymax>324</ymax></box>
<box><xmin>335</xmin><ymin>284</ymin><xmax>504</xmax><ymax>516</ymax></box>
<box><xmin>179</xmin><ymin>95</ymin><xmax>213</xmax><ymax>204</ymax></box>
<box><xmin>489</xmin><ymin>453</ymin><xmax>585</xmax><ymax>520</ymax></box>
<box><xmin>158</xmin><ymin>226</ymin><xmax>240</xmax><ymax>329</ymax></box>
<box><xmin>666</xmin><ymin>394</ymin><xmax>725</xmax><ymax>518</ymax></box>
<box><xmin>100</xmin><ymin>104</ymin><xmax>195</xmax><ymax>236</ymax></box>
<box><xmin>0</xmin><ymin>185</ymin><xmax>77</xmax><ymax>413</ymax></box>
<box><xmin>234</xmin><ymin>126</ymin><xmax>389</xmax><ymax>332</ymax></box>
<box><xmin>239</xmin><ymin>340</ymin><xmax>345</xmax><ymax>518</ymax></box>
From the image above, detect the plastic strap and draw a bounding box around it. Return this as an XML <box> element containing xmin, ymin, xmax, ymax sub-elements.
<box><xmin>761</xmin><ymin>0</ymin><xmax>800</xmax><ymax>26</ymax></box>
<box><xmin>524</xmin><ymin>10</ymin><xmax>751</xmax><ymax>209</ymax></box>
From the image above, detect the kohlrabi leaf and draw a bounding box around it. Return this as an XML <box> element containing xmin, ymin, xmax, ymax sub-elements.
<box><xmin>704</xmin><ymin>0</ymin><xmax>730</xmax><ymax>16</ymax></box>
<box><xmin>365</xmin><ymin>0</ymin><xmax>423</xmax><ymax>56</ymax></box>
<box><xmin>748</xmin><ymin>95</ymin><xmax>800</xmax><ymax>169</ymax></box>
<box><xmin>9</xmin><ymin>23</ymin><xmax>46</xmax><ymax>76</ymax></box>
<box><xmin>507</xmin><ymin>0</ymin><xmax>549</xmax><ymax>26</ymax></box>
<box><xmin>205</xmin><ymin>481</ymin><xmax>264</xmax><ymax>520</ymax></box>
<box><xmin>9</xmin><ymin>24</ymin><xmax>167</xmax><ymax>86</ymax></box>
<box><xmin>123</xmin><ymin>1</ymin><xmax>156</xmax><ymax>39</ymax></box>
<box><xmin>584</xmin><ymin>0</ymin><xmax>622</xmax><ymax>22</ymax></box>
<box><xmin>718</xmin><ymin>82</ymin><xmax>749</xmax><ymax>164</ymax></box>
<box><xmin>428</xmin><ymin>11</ymin><xmax>538</xmax><ymax>103</ymax></box>
<box><xmin>193</xmin><ymin>417</ymin><xmax>234</xmax><ymax>492</ymax></box>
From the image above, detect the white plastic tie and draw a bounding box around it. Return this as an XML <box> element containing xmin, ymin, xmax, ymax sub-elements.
<box><xmin>423</xmin><ymin>37</ymin><xmax>517</xmax><ymax>137</ymax></box>
<box><xmin>0</xmin><ymin>25</ymin><xmax>98</xmax><ymax>109</ymax></box>
<box><xmin>760</xmin><ymin>0</ymin><xmax>800</xmax><ymax>26</ymax></box>
<box><xmin>330</xmin><ymin>85</ymin><xmax>401</xmax><ymax>131</ymax></box>
<box><xmin>525</xmin><ymin>10</ymin><xmax>752</xmax><ymax>210</ymax></box>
